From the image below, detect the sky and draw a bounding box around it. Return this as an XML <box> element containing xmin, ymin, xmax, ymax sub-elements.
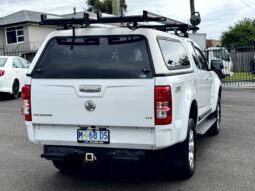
<box><xmin>0</xmin><ymin>0</ymin><xmax>254</xmax><ymax>39</ymax></box>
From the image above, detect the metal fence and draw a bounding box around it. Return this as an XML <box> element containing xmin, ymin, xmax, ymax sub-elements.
<box><xmin>205</xmin><ymin>45</ymin><xmax>255</xmax><ymax>87</ymax></box>
<box><xmin>0</xmin><ymin>42</ymin><xmax>40</xmax><ymax>63</ymax></box>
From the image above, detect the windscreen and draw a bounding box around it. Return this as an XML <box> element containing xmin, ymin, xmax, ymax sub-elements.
<box><xmin>0</xmin><ymin>58</ymin><xmax>7</xmax><ymax>67</ymax></box>
<box><xmin>213</xmin><ymin>49</ymin><xmax>230</xmax><ymax>61</ymax></box>
<box><xmin>32</xmin><ymin>35</ymin><xmax>152</xmax><ymax>79</ymax></box>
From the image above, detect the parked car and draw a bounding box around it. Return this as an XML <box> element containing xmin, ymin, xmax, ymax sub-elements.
<box><xmin>0</xmin><ymin>56</ymin><xmax>30</xmax><ymax>98</ymax></box>
<box><xmin>21</xmin><ymin>11</ymin><xmax>222</xmax><ymax>179</ymax></box>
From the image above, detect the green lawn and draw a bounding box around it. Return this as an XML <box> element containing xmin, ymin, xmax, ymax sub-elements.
<box><xmin>224</xmin><ymin>72</ymin><xmax>255</xmax><ymax>81</ymax></box>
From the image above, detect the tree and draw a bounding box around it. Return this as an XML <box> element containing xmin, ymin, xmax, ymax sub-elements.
<box><xmin>86</xmin><ymin>0</ymin><xmax>127</xmax><ymax>15</ymax></box>
<box><xmin>221</xmin><ymin>18</ymin><xmax>255</xmax><ymax>48</ymax></box>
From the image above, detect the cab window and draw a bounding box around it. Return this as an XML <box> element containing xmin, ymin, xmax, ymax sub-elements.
<box><xmin>186</xmin><ymin>41</ymin><xmax>208</xmax><ymax>71</ymax></box>
<box><xmin>194</xmin><ymin>47</ymin><xmax>209</xmax><ymax>71</ymax></box>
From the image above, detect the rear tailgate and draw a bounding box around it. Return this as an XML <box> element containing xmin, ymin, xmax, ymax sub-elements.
<box><xmin>30</xmin><ymin>35</ymin><xmax>155</xmax><ymax>128</ymax></box>
<box><xmin>31</xmin><ymin>79</ymin><xmax>154</xmax><ymax>127</ymax></box>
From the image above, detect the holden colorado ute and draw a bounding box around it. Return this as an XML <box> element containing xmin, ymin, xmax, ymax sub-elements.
<box><xmin>21</xmin><ymin>11</ymin><xmax>222</xmax><ymax>179</ymax></box>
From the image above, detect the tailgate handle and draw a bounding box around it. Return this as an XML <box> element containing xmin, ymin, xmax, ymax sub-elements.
<box><xmin>79</xmin><ymin>85</ymin><xmax>101</xmax><ymax>93</ymax></box>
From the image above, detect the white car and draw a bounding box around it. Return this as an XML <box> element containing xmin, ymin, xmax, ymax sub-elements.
<box><xmin>0</xmin><ymin>56</ymin><xmax>29</xmax><ymax>99</ymax></box>
<box><xmin>22</xmin><ymin>12</ymin><xmax>222</xmax><ymax>179</ymax></box>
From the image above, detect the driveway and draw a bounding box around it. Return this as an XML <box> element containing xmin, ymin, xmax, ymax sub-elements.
<box><xmin>0</xmin><ymin>89</ymin><xmax>254</xmax><ymax>191</ymax></box>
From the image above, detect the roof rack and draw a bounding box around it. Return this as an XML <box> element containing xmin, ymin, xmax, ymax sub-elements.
<box><xmin>40</xmin><ymin>10</ymin><xmax>200</xmax><ymax>37</ymax></box>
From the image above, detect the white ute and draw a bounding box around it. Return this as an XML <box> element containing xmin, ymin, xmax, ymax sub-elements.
<box><xmin>22</xmin><ymin>11</ymin><xmax>222</xmax><ymax>179</ymax></box>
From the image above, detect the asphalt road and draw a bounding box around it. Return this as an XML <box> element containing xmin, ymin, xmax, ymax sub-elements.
<box><xmin>0</xmin><ymin>89</ymin><xmax>255</xmax><ymax>191</ymax></box>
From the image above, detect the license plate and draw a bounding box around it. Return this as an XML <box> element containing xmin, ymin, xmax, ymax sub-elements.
<box><xmin>77</xmin><ymin>129</ymin><xmax>109</xmax><ymax>143</ymax></box>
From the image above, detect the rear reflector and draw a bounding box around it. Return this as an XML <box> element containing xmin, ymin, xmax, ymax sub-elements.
<box><xmin>0</xmin><ymin>70</ymin><xmax>5</xmax><ymax>76</ymax></box>
<box><xmin>155</xmin><ymin>86</ymin><xmax>172</xmax><ymax>125</ymax></box>
<box><xmin>21</xmin><ymin>85</ymin><xmax>32</xmax><ymax>121</ymax></box>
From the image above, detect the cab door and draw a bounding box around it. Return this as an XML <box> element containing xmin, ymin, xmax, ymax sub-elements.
<box><xmin>186</xmin><ymin>41</ymin><xmax>213</xmax><ymax>111</ymax></box>
<box><xmin>193</xmin><ymin>46</ymin><xmax>213</xmax><ymax>108</ymax></box>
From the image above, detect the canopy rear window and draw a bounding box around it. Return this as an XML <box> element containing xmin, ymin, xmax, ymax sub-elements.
<box><xmin>32</xmin><ymin>35</ymin><xmax>153</xmax><ymax>79</ymax></box>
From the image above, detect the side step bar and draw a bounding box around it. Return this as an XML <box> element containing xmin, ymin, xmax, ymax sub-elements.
<box><xmin>196</xmin><ymin>117</ymin><xmax>217</xmax><ymax>135</ymax></box>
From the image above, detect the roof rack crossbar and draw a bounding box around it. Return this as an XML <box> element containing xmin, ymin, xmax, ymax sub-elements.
<box><xmin>40</xmin><ymin>11</ymin><xmax>166</xmax><ymax>26</ymax></box>
<box><xmin>40</xmin><ymin>14</ymin><xmax>87</xmax><ymax>25</ymax></box>
<box><xmin>144</xmin><ymin>11</ymin><xmax>186</xmax><ymax>25</ymax></box>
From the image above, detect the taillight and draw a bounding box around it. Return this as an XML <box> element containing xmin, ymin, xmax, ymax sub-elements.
<box><xmin>155</xmin><ymin>86</ymin><xmax>172</xmax><ymax>125</ymax></box>
<box><xmin>21</xmin><ymin>85</ymin><xmax>32</xmax><ymax>121</ymax></box>
<box><xmin>0</xmin><ymin>70</ymin><xmax>5</xmax><ymax>76</ymax></box>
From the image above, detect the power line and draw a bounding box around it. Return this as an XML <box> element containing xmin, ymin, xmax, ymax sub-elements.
<box><xmin>239</xmin><ymin>0</ymin><xmax>255</xmax><ymax>12</ymax></box>
<box><xmin>0</xmin><ymin>1</ymin><xmax>84</xmax><ymax>18</ymax></box>
<box><xmin>41</xmin><ymin>2</ymin><xmax>83</xmax><ymax>13</ymax></box>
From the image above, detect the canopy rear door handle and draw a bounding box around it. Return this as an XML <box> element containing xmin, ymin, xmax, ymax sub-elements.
<box><xmin>79</xmin><ymin>85</ymin><xmax>101</xmax><ymax>93</ymax></box>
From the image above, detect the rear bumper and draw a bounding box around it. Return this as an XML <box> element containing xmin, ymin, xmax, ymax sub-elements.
<box><xmin>26</xmin><ymin>121</ymin><xmax>183</xmax><ymax>150</ymax></box>
<box><xmin>41</xmin><ymin>144</ymin><xmax>185</xmax><ymax>163</ymax></box>
<box><xmin>42</xmin><ymin>145</ymin><xmax>147</xmax><ymax>161</ymax></box>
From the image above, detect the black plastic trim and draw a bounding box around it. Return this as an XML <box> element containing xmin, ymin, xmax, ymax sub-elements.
<box><xmin>154</xmin><ymin>70</ymin><xmax>194</xmax><ymax>77</ymax></box>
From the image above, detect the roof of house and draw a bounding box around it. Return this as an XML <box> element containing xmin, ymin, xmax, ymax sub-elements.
<box><xmin>0</xmin><ymin>10</ymin><xmax>112</xmax><ymax>27</ymax></box>
<box><xmin>0</xmin><ymin>10</ymin><xmax>60</xmax><ymax>27</ymax></box>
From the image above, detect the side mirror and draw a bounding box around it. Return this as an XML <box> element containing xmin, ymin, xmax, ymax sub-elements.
<box><xmin>211</xmin><ymin>60</ymin><xmax>224</xmax><ymax>79</ymax></box>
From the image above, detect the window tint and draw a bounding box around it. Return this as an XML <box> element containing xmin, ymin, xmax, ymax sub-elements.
<box><xmin>213</xmin><ymin>49</ymin><xmax>230</xmax><ymax>61</ymax></box>
<box><xmin>6</xmin><ymin>26</ymin><xmax>24</xmax><ymax>44</ymax></box>
<box><xmin>158</xmin><ymin>39</ymin><xmax>190</xmax><ymax>70</ymax></box>
<box><xmin>19</xmin><ymin>58</ymin><xmax>30</xmax><ymax>68</ymax></box>
<box><xmin>13</xmin><ymin>58</ymin><xmax>24</xmax><ymax>68</ymax></box>
<box><xmin>0</xmin><ymin>58</ymin><xmax>7</xmax><ymax>67</ymax></box>
<box><xmin>186</xmin><ymin>42</ymin><xmax>201</xmax><ymax>69</ymax></box>
<box><xmin>32</xmin><ymin>36</ymin><xmax>152</xmax><ymax>79</ymax></box>
<box><xmin>194</xmin><ymin>47</ymin><xmax>208</xmax><ymax>70</ymax></box>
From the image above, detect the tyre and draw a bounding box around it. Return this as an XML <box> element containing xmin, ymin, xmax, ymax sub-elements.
<box><xmin>11</xmin><ymin>81</ymin><xmax>19</xmax><ymax>99</ymax></box>
<box><xmin>52</xmin><ymin>155</ymin><xmax>84</xmax><ymax>171</ymax></box>
<box><xmin>208</xmin><ymin>98</ymin><xmax>221</xmax><ymax>136</ymax></box>
<box><xmin>176</xmin><ymin>119</ymin><xmax>197</xmax><ymax>179</ymax></box>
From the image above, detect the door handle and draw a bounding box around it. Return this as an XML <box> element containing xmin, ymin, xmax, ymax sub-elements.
<box><xmin>79</xmin><ymin>85</ymin><xmax>101</xmax><ymax>93</ymax></box>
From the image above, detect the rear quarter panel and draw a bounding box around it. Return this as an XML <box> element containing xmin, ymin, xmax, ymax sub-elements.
<box><xmin>155</xmin><ymin>73</ymin><xmax>198</xmax><ymax>144</ymax></box>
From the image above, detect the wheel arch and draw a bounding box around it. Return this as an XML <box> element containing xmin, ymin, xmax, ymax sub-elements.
<box><xmin>178</xmin><ymin>97</ymin><xmax>198</xmax><ymax>143</ymax></box>
<box><xmin>189</xmin><ymin>100</ymin><xmax>198</xmax><ymax>127</ymax></box>
<box><xmin>13</xmin><ymin>78</ymin><xmax>19</xmax><ymax>84</ymax></box>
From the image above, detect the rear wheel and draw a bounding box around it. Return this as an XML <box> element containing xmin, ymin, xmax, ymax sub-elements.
<box><xmin>52</xmin><ymin>155</ymin><xmax>84</xmax><ymax>171</ymax></box>
<box><xmin>11</xmin><ymin>81</ymin><xmax>19</xmax><ymax>99</ymax></box>
<box><xmin>176</xmin><ymin>119</ymin><xmax>197</xmax><ymax>179</ymax></box>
